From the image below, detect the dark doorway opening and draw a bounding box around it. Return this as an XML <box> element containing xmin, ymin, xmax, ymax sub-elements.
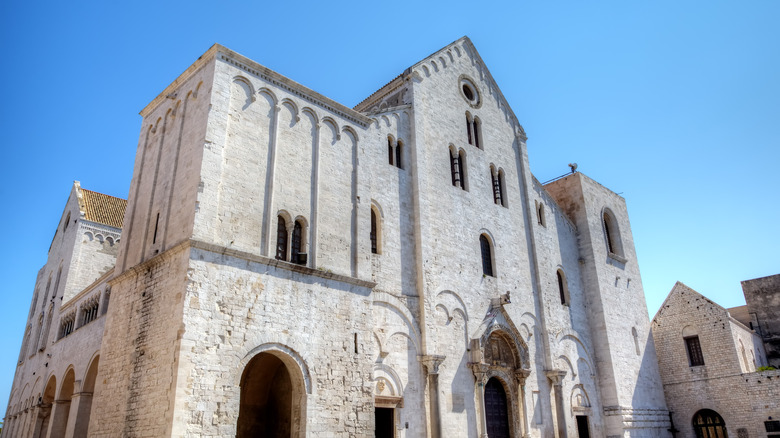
<box><xmin>576</xmin><ymin>415</ymin><xmax>590</xmax><ymax>438</ymax></box>
<box><xmin>238</xmin><ymin>353</ymin><xmax>293</xmax><ymax>438</ymax></box>
<box><xmin>485</xmin><ymin>378</ymin><xmax>510</xmax><ymax>438</ymax></box>
<box><xmin>375</xmin><ymin>407</ymin><xmax>394</xmax><ymax>438</ymax></box>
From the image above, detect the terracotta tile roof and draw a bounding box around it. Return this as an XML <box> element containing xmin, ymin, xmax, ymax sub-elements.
<box><xmin>80</xmin><ymin>189</ymin><xmax>127</xmax><ymax>229</ymax></box>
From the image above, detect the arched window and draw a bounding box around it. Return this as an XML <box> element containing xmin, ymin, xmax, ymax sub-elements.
<box><xmin>498</xmin><ymin>169</ymin><xmax>506</xmax><ymax>207</ymax></box>
<box><xmin>557</xmin><ymin>269</ymin><xmax>569</xmax><ymax>305</ymax></box>
<box><xmin>536</xmin><ymin>201</ymin><xmax>546</xmax><ymax>227</ymax></box>
<box><xmin>276</xmin><ymin>216</ymin><xmax>288</xmax><ymax>261</ymax></box>
<box><xmin>370</xmin><ymin>208</ymin><xmax>379</xmax><ymax>254</ymax></box>
<box><xmin>387</xmin><ymin>136</ymin><xmax>394</xmax><ymax>166</ymax></box>
<box><xmin>490</xmin><ymin>166</ymin><xmax>505</xmax><ymax>206</ymax></box>
<box><xmin>395</xmin><ymin>140</ymin><xmax>403</xmax><ymax>169</ymax></box>
<box><xmin>466</xmin><ymin>113</ymin><xmax>474</xmax><ymax>145</ymax></box>
<box><xmin>450</xmin><ymin>147</ymin><xmax>463</xmax><ymax>189</ymax></box>
<box><xmin>692</xmin><ymin>409</ymin><xmax>727</xmax><ymax>438</ymax></box>
<box><xmin>480</xmin><ymin>234</ymin><xmax>494</xmax><ymax>277</ymax></box>
<box><xmin>603</xmin><ymin>209</ymin><xmax>624</xmax><ymax>258</ymax></box>
<box><xmin>472</xmin><ymin>116</ymin><xmax>481</xmax><ymax>149</ymax></box>
<box><xmin>458</xmin><ymin>150</ymin><xmax>467</xmax><ymax>190</ymax></box>
<box><xmin>291</xmin><ymin>220</ymin><xmax>305</xmax><ymax>265</ymax></box>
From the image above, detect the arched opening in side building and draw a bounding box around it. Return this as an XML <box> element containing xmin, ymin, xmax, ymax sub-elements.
<box><xmin>485</xmin><ymin>377</ymin><xmax>510</xmax><ymax>438</ymax></box>
<box><xmin>692</xmin><ymin>409</ymin><xmax>728</xmax><ymax>438</ymax></box>
<box><xmin>238</xmin><ymin>351</ymin><xmax>306</xmax><ymax>437</ymax></box>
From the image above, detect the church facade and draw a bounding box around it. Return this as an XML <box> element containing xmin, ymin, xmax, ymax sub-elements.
<box><xmin>3</xmin><ymin>37</ymin><xmax>670</xmax><ymax>437</ymax></box>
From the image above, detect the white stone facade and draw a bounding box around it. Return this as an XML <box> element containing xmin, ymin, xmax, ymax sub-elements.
<box><xmin>3</xmin><ymin>37</ymin><xmax>670</xmax><ymax>437</ymax></box>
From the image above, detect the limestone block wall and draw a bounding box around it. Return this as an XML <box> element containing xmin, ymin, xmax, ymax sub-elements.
<box><xmin>195</xmin><ymin>51</ymin><xmax>371</xmax><ymax>281</ymax></box>
<box><xmin>545</xmin><ymin>173</ymin><xmax>669</xmax><ymax>436</ymax></box>
<box><xmin>175</xmin><ymin>246</ymin><xmax>376</xmax><ymax>437</ymax></box>
<box><xmin>66</xmin><ymin>220</ymin><xmax>120</xmax><ymax>303</ymax></box>
<box><xmin>728</xmin><ymin>316</ymin><xmax>766</xmax><ymax>372</ymax></box>
<box><xmin>742</xmin><ymin>274</ymin><xmax>780</xmax><ymax>367</ymax></box>
<box><xmin>531</xmin><ymin>178</ymin><xmax>607</xmax><ymax>436</ymax></box>
<box><xmin>117</xmin><ymin>55</ymin><xmax>213</xmax><ymax>274</ymax></box>
<box><xmin>89</xmin><ymin>246</ymin><xmax>191</xmax><ymax>437</ymax></box>
<box><xmin>653</xmin><ymin>283</ymin><xmax>744</xmax><ymax>382</ymax></box>
<box><xmin>660</xmin><ymin>369</ymin><xmax>780</xmax><ymax>438</ymax></box>
<box><xmin>360</xmin><ymin>107</ymin><xmax>416</xmax><ymax>296</ymax></box>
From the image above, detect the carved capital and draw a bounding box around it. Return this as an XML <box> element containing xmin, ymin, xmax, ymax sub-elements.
<box><xmin>471</xmin><ymin>363</ymin><xmax>490</xmax><ymax>385</ymax></box>
<box><xmin>545</xmin><ymin>369</ymin><xmax>567</xmax><ymax>386</ymax></box>
<box><xmin>420</xmin><ymin>354</ymin><xmax>446</xmax><ymax>375</ymax></box>
<box><xmin>514</xmin><ymin>368</ymin><xmax>531</xmax><ymax>385</ymax></box>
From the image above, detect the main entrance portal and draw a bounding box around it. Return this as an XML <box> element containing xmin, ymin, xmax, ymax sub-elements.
<box><xmin>485</xmin><ymin>378</ymin><xmax>510</xmax><ymax>438</ymax></box>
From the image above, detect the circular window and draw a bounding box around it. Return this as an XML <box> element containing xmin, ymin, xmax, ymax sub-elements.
<box><xmin>462</xmin><ymin>84</ymin><xmax>474</xmax><ymax>101</ymax></box>
<box><xmin>459</xmin><ymin>76</ymin><xmax>481</xmax><ymax>108</ymax></box>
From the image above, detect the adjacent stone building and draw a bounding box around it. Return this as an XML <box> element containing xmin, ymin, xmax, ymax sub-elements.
<box><xmin>3</xmin><ymin>37</ymin><xmax>671</xmax><ymax>437</ymax></box>
<box><xmin>652</xmin><ymin>275</ymin><xmax>780</xmax><ymax>438</ymax></box>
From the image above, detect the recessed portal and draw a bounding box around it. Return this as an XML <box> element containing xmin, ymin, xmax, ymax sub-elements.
<box><xmin>576</xmin><ymin>415</ymin><xmax>590</xmax><ymax>438</ymax></box>
<box><xmin>375</xmin><ymin>407</ymin><xmax>394</xmax><ymax>438</ymax></box>
<box><xmin>485</xmin><ymin>378</ymin><xmax>510</xmax><ymax>438</ymax></box>
<box><xmin>238</xmin><ymin>353</ymin><xmax>294</xmax><ymax>438</ymax></box>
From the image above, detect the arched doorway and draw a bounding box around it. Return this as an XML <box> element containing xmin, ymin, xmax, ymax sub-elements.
<box><xmin>692</xmin><ymin>409</ymin><xmax>728</xmax><ymax>438</ymax></box>
<box><xmin>485</xmin><ymin>378</ymin><xmax>510</xmax><ymax>438</ymax></box>
<box><xmin>238</xmin><ymin>352</ymin><xmax>299</xmax><ymax>438</ymax></box>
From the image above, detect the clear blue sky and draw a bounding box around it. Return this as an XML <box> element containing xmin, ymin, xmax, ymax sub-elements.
<box><xmin>1</xmin><ymin>0</ymin><xmax>778</xmax><ymax>420</ymax></box>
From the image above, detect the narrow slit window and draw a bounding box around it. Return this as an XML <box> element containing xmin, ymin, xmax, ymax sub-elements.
<box><xmin>395</xmin><ymin>140</ymin><xmax>403</xmax><ymax>169</ymax></box>
<box><xmin>466</xmin><ymin>113</ymin><xmax>473</xmax><ymax>145</ymax></box>
<box><xmin>473</xmin><ymin>117</ymin><xmax>481</xmax><ymax>149</ymax></box>
<box><xmin>152</xmin><ymin>212</ymin><xmax>160</xmax><ymax>244</ymax></box>
<box><xmin>370</xmin><ymin>209</ymin><xmax>378</xmax><ymax>254</ymax></box>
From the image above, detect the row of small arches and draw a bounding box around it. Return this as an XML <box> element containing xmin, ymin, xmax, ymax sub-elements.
<box><xmin>229</xmin><ymin>76</ymin><xmax>361</xmax><ymax>142</ymax></box>
<box><xmin>84</xmin><ymin>231</ymin><xmax>119</xmax><ymax>246</ymax></box>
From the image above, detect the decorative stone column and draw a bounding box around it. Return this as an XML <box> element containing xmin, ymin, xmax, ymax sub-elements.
<box><xmin>514</xmin><ymin>369</ymin><xmax>531</xmax><ymax>438</ymax></box>
<box><xmin>471</xmin><ymin>363</ymin><xmax>490</xmax><ymax>438</ymax></box>
<box><xmin>546</xmin><ymin>370</ymin><xmax>568</xmax><ymax>438</ymax></box>
<box><xmin>421</xmin><ymin>355</ymin><xmax>446</xmax><ymax>438</ymax></box>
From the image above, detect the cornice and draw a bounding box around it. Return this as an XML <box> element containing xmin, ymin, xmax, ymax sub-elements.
<box><xmin>216</xmin><ymin>47</ymin><xmax>372</xmax><ymax>128</ymax></box>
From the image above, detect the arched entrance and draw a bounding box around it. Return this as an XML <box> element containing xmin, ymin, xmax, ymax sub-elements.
<box><xmin>485</xmin><ymin>378</ymin><xmax>510</xmax><ymax>438</ymax></box>
<box><xmin>238</xmin><ymin>352</ymin><xmax>302</xmax><ymax>438</ymax></box>
<box><xmin>692</xmin><ymin>409</ymin><xmax>728</xmax><ymax>438</ymax></box>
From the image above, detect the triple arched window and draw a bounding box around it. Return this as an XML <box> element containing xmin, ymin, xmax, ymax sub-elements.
<box><xmin>276</xmin><ymin>215</ymin><xmax>307</xmax><ymax>265</ymax></box>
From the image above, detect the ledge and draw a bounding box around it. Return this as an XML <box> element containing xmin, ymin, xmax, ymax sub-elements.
<box><xmin>189</xmin><ymin>239</ymin><xmax>376</xmax><ymax>289</ymax></box>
